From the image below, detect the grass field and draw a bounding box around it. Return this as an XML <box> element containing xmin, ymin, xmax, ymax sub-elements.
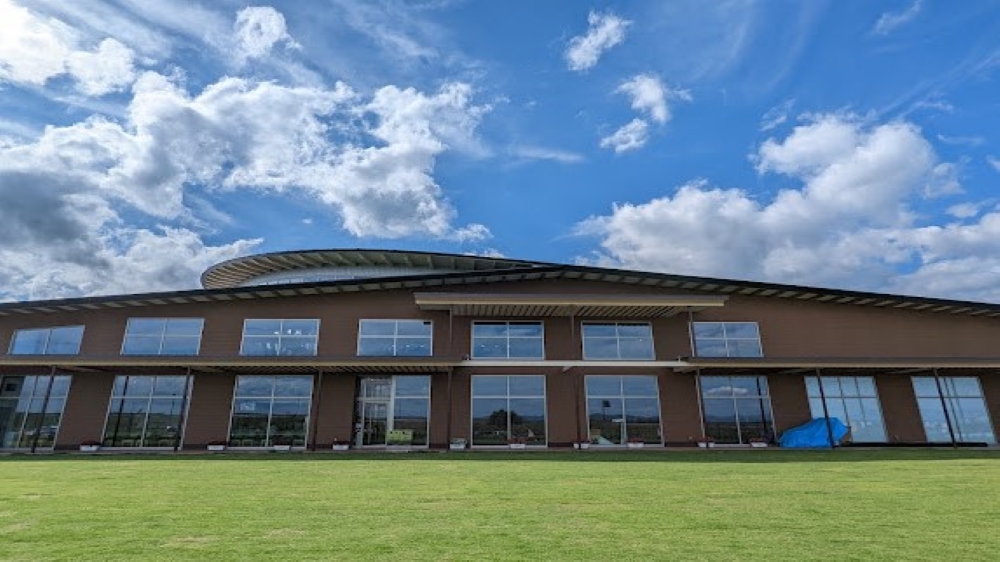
<box><xmin>1</xmin><ymin>449</ymin><xmax>998</xmax><ymax>561</ymax></box>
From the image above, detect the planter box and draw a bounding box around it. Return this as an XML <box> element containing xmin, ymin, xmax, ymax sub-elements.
<box><xmin>750</xmin><ymin>442</ymin><xmax>768</xmax><ymax>448</ymax></box>
<box><xmin>573</xmin><ymin>442</ymin><xmax>591</xmax><ymax>450</ymax></box>
<box><xmin>626</xmin><ymin>442</ymin><xmax>645</xmax><ymax>449</ymax></box>
<box><xmin>79</xmin><ymin>445</ymin><xmax>101</xmax><ymax>452</ymax></box>
<box><xmin>331</xmin><ymin>444</ymin><xmax>350</xmax><ymax>451</ymax></box>
<box><xmin>449</xmin><ymin>443</ymin><xmax>467</xmax><ymax>450</ymax></box>
<box><xmin>271</xmin><ymin>445</ymin><xmax>292</xmax><ymax>452</ymax></box>
<box><xmin>697</xmin><ymin>442</ymin><xmax>716</xmax><ymax>448</ymax></box>
<box><xmin>508</xmin><ymin>443</ymin><xmax>527</xmax><ymax>450</ymax></box>
<box><xmin>207</xmin><ymin>445</ymin><xmax>226</xmax><ymax>452</ymax></box>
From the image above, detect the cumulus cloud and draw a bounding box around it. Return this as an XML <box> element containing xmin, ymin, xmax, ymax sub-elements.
<box><xmin>600</xmin><ymin>118</ymin><xmax>649</xmax><ymax>153</ymax></box>
<box><xmin>0</xmin><ymin>0</ymin><xmax>136</xmax><ymax>95</ymax></box>
<box><xmin>873</xmin><ymin>0</ymin><xmax>922</xmax><ymax>35</ymax></box>
<box><xmin>565</xmin><ymin>11</ymin><xmax>630</xmax><ymax>72</ymax></box>
<box><xmin>234</xmin><ymin>6</ymin><xmax>300</xmax><ymax>63</ymax></box>
<box><xmin>576</xmin><ymin>114</ymin><xmax>1000</xmax><ymax>301</ymax></box>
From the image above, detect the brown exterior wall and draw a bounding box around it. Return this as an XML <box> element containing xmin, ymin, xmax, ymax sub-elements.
<box><xmin>981</xmin><ymin>374</ymin><xmax>1000</xmax><ymax>439</ymax></box>
<box><xmin>769</xmin><ymin>375</ymin><xmax>812</xmax><ymax>434</ymax></box>
<box><xmin>183</xmin><ymin>373</ymin><xmax>235</xmax><ymax>448</ymax></box>
<box><xmin>313</xmin><ymin>374</ymin><xmax>355</xmax><ymax>447</ymax></box>
<box><xmin>877</xmin><ymin>374</ymin><xmax>926</xmax><ymax>442</ymax></box>
<box><xmin>57</xmin><ymin>373</ymin><xmax>114</xmax><ymax>448</ymax></box>
<box><xmin>660</xmin><ymin>373</ymin><xmax>703</xmax><ymax>444</ymax></box>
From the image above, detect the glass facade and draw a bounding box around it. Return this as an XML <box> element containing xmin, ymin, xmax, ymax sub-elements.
<box><xmin>699</xmin><ymin>375</ymin><xmax>773</xmax><ymax>444</ymax></box>
<box><xmin>471</xmin><ymin>322</ymin><xmax>544</xmax><ymax>359</ymax></box>
<box><xmin>0</xmin><ymin>375</ymin><xmax>71</xmax><ymax>449</ymax></box>
<box><xmin>9</xmin><ymin>326</ymin><xmax>84</xmax><ymax>355</ymax></box>
<box><xmin>240</xmin><ymin>319</ymin><xmax>319</xmax><ymax>356</ymax></box>
<box><xmin>691</xmin><ymin>322</ymin><xmax>762</xmax><ymax>357</ymax></box>
<box><xmin>806</xmin><ymin>376</ymin><xmax>887</xmax><ymax>443</ymax></box>
<box><xmin>122</xmin><ymin>318</ymin><xmax>204</xmax><ymax>355</ymax></box>
<box><xmin>581</xmin><ymin>323</ymin><xmax>654</xmax><ymax>360</ymax></box>
<box><xmin>229</xmin><ymin>375</ymin><xmax>313</xmax><ymax>447</ymax></box>
<box><xmin>471</xmin><ymin>375</ymin><xmax>546</xmax><ymax>446</ymax></box>
<box><xmin>585</xmin><ymin>375</ymin><xmax>661</xmax><ymax>445</ymax></box>
<box><xmin>913</xmin><ymin>376</ymin><xmax>996</xmax><ymax>444</ymax></box>
<box><xmin>354</xmin><ymin>376</ymin><xmax>431</xmax><ymax>446</ymax></box>
<box><xmin>104</xmin><ymin>375</ymin><xmax>191</xmax><ymax>447</ymax></box>
<box><xmin>357</xmin><ymin>320</ymin><xmax>433</xmax><ymax>357</ymax></box>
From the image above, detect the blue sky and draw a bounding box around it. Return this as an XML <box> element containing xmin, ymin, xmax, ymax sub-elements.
<box><xmin>2</xmin><ymin>0</ymin><xmax>1000</xmax><ymax>302</ymax></box>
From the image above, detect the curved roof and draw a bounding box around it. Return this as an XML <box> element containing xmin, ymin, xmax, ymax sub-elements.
<box><xmin>200</xmin><ymin>248</ymin><xmax>545</xmax><ymax>289</ymax></box>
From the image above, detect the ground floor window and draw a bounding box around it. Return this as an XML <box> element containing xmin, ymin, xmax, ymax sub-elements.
<box><xmin>913</xmin><ymin>376</ymin><xmax>996</xmax><ymax>444</ymax></box>
<box><xmin>806</xmin><ymin>375</ymin><xmax>887</xmax><ymax>443</ymax></box>
<box><xmin>585</xmin><ymin>375</ymin><xmax>661</xmax><ymax>445</ymax></box>
<box><xmin>355</xmin><ymin>376</ymin><xmax>430</xmax><ymax>446</ymax></box>
<box><xmin>0</xmin><ymin>375</ymin><xmax>71</xmax><ymax>449</ymax></box>
<box><xmin>104</xmin><ymin>375</ymin><xmax>191</xmax><ymax>447</ymax></box>
<box><xmin>699</xmin><ymin>375</ymin><xmax>773</xmax><ymax>444</ymax></box>
<box><xmin>471</xmin><ymin>375</ymin><xmax>546</xmax><ymax>446</ymax></box>
<box><xmin>229</xmin><ymin>375</ymin><xmax>313</xmax><ymax>447</ymax></box>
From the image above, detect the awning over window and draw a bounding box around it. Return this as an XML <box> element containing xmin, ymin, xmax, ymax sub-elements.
<box><xmin>412</xmin><ymin>293</ymin><xmax>728</xmax><ymax>318</ymax></box>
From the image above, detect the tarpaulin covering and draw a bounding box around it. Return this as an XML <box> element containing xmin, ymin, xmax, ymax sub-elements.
<box><xmin>779</xmin><ymin>417</ymin><xmax>849</xmax><ymax>448</ymax></box>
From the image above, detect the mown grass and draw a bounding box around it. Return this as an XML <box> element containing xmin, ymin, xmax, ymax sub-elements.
<box><xmin>1</xmin><ymin>449</ymin><xmax>998</xmax><ymax>561</ymax></box>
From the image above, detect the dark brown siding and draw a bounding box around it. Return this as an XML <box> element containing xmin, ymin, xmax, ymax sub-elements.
<box><xmin>313</xmin><ymin>374</ymin><xmax>355</xmax><ymax>447</ymax></box>
<box><xmin>877</xmin><ymin>374</ymin><xmax>926</xmax><ymax>442</ymax></box>
<box><xmin>58</xmin><ymin>373</ymin><xmax>114</xmax><ymax>448</ymax></box>
<box><xmin>978</xmin><ymin>373</ymin><xmax>1000</xmax><ymax>439</ymax></box>
<box><xmin>769</xmin><ymin>375</ymin><xmax>811</xmax><ymax>434</ymax></box>
<box><xmin>183</xmin><ymin>373</ymin><xmax>235</xmax><ymax>448</ymax></box>
<box><xmin>660</xmin><ymin>373</ymin><xmax>702</xmax><ymax>444</ymax></box>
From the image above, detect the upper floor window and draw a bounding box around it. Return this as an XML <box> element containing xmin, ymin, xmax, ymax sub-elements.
<box><xmin>357</xmin><ymin>320</ymin><xmax>432</xmax><ymax>357</ymax></box>
<box><xmin>691</xmin><ymin>322</ymin><xmax>762</xmax><ymax>357</ymax></box>
<box><xmin>472</xmin><ymin>322</ymin><xmax>544</xmax><ymax>359</ymax></box>
<box><xmin>240</xmin><ymin>319</ymin><xmax>319</xmax><ymax>356</ymax></box>
<box><xmin>9</xmin><ymin>326</ymin><xmax>84</xmax><ymax>355</ymax></box>
<box><xmin>121</xmin><ymin>318</ymin><xmax>204</xmax><ymax>356</ymax></box>
<box><xmin>581</xmin><ymin>323</ymin><xmax>654</xmax><ymax>360</ymax></box>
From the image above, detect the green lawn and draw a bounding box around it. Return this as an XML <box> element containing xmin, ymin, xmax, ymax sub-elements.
<box><xmin>1</xmin><ymin>449</ymin><xmax>998</xmax><ymax>561</ymax></box>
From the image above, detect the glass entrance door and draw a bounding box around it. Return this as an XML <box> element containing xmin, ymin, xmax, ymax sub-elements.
<box><xmin>354</xmin><ymin>376</ymin><xmax>430</xmax><ymax>447</ymax></box>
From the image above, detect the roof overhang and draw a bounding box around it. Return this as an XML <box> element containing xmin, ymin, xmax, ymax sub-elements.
<box><xmin>413</xmin><ymin>293</ymin><xmax>728</xmax><ymax>317</ymax></box>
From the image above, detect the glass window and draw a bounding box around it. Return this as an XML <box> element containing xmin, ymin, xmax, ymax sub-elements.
<box><xmin>471</xmin><ymin>322</ymin><xmax>544</xmax><ymax>359</ymax></box>
<box><xmin>585</xmin><ymin>375</ymin><xmax>661</xmax><ymax>445</ymax></box>
<box><xmin>122</xmin><ymin>318</ymin><xmax>204</xmax><ymax>355</ymax></box>
<box><xmin>229</xmin><ymin>375</ymin><xmax>314</xmax><ymax>447</ymax></box>
<box><xmin>806</xmin><ymin>376</ymin><xmax>887</xmax><ymax>443</ymax></box>
<box><xmin>581</xmin><ymin>323</ymin><xmax>654</xmax><ymax>360</ymax></box>
<box><xmin>104</xmin><ymin>375</ymin><xmax>191</xmax><ymax>448</ymax></box>
<box><xmin>912</xmin><ymin>376</ymin><xmax>995</xmax><ymax>444</ymax></box>
<box><xmin>0</xmin><ymin>375</ymin><xmax>72</xmax><ymax>449</ymax></box>
<box><xmin>471</xmin><ymin>375</ymin><xmax>546</xmax><ymax>446</ymax></box>
<box><xmin>9</xmin><ymin>326</ymin><xmax>84</xmax><ymax>355</ymax></box>
<box><xmin>691</xmin><ymin>322</ymin><xmax>763</xmax><ymax>358</ymax></box>
<box><xmin>357</xmin><ymin>320</ymin><xmax>432</xmax><ymax>357</ymax></box>
<box><xmin>699</xmin><ymin>375</ymin><xmax>773</xmax><ymax>444</ymax></box>
<box><xmin>240</xmin><ymin>319</ymin><xmax>319</xmax><ymax>356</ymax></box>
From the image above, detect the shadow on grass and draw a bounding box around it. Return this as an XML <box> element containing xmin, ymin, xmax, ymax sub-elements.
<box><xmin>2</xmin><ymin>448</ymin><xmax>997</xmax><ymax>464</ymax></box>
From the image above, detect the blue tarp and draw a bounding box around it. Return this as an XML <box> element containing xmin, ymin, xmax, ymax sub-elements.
<box><xmin>779</xmin><ymin>417</ymin><xmax>849</xmax><ymax>448</ymax></box>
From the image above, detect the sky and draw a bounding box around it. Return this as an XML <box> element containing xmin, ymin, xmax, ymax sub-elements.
<box><xmin>1</xmin><ymin>1</ymin><xmax>1000</xmax><ymax>303</ymax></box>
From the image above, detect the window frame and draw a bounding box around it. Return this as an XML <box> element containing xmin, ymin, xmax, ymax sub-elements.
<box><xmin>690</xmin><ymin>321</ymin><xmax>763</xmax><ymax>358</ymax></box>
<box><xmin>912</xmin><ymin>375</ymin><xmax>996</xmax><ymax>444</ymax></box>
<box><xmin>581</xmin><ymin>322</ymin><xmax>655</xmax><ymax>360</ymax></box>
<box><xmin>698</xmin><ymin>375</ymin><xmax>774</xmax><ymax>445</ymax></box>
<box><xmin>8</xmin><ymin>325</ymin><xmax>85</xmax><ymax>355</ymax></box>
<box><xmin>584</xmin><ymin>375</ymin><xmax>662</xmax><ymax>446</ymax></box>
<box><xmin>356</xmin><ymin>319</ymin><xmax>434</xmax><ymax>357</ymax></box>
<box><xmin>470</xmin><ymin>321</ymin><xmax>545</xmax><ymax>360</ymax></box>
<box><xmin>0</xmin><ymin>374</ymin><xmax>73</xmax><ymax>450</ymax></box>
<box><xmin>120</xmin><ymin>318</ymin><xmax>205</xmax><ymax>356</ymax></box>
<box><xmin>227</xmin><ymin>375</ymin><xmax>314</xmax><ymax>448</ymax></box>
<box><xmin>470</xmin><ymin>375</ymin><xmax>548</xmax><ymax>447</ymax></box>
<box><xmin>239</xmin><ymin>319</ymin><xmax>320</xmax><ymax>357</ymax></box>
<box><xmin>805</xmin><ymin>375</ymin><xmax>887</xmax><ymax>443</ymax></box>
<box><xmin>101</xmin><ymin>375</ymin><xmax>192</xmax><ymax>448</ymax></box>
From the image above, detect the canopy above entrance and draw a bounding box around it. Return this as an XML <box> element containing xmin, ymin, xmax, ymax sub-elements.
<box><xmin>413</xmin><ymin>293</ymin><xmax>728</xmax><ymax>318</ymax></box>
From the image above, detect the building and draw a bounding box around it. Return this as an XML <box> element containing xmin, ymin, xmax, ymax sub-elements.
<box><xmin>0</xmin><ymin>248</ymin><xmax>997</xmax><ymax>452</ymax></box>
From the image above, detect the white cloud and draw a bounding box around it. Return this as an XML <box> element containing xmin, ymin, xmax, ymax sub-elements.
<box><xmin>234</xmin><ymin>6</ymin><xmax>300</xmax><ymax>63</ymax></box>
<box><xmin>937</xmin><ymin>134</ymin><xmax>986</xmax><ymax>147</ymax></box>
<box><xmin>760</xmin><ymin>99</ymin><xmax>796</xmax><ymax>131</ymax></box>
<box><xmin>565</xmin><ymin>11</ymin><xmax>630</xmax><ymax>72</ymax></box>
<box><xmin>0</xmin><ymin>0</ymin><xmax>136</xmax><ymax>95</ymax></box>
<box><xmin>946</xmin><ymin>202</ymin><xmax>981</xmax><ymax>219</ymax></box>
<box><xmin>615</xmin><ymin>74</ymin><xmax>689</xmax><ymax>124</ymax></box>
<box><xmin>873</xmin><ymin>0</ymin><xmax>922</xmax><ymax>35</ymax></box>
<box><xmin>600</xmin><ymin>118</ymin><xmax>649</xmax><ymax>153</ymax></box>
<box><xmin>510</xmin><ymin>146</ymin><xmax>584</xmax><ymax>164</ymax></box>
<box><xmin>576</xmin><ymin>114</ymin><xmax>1000</xmax><ymax>301</ymax></box>
<box><xmin>987</xmin><ymin>156</ymin><xmax>1000</xmax><ymax>172</ymax></box>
